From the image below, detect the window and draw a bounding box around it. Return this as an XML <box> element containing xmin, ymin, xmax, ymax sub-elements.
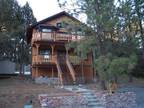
<box><xmin>42</xmin><ymin>28</ymin><xmax>52</xmax><ymax>33</ymax></box>
<box><xmin>56</xmin><ymin>22</ymin><xmax>63</xmax><ymax>28</ymax></box>
<box><xmin>39</xmin><ymin>49</ymin><xmax>51</xmax><ymax>59</ymax></box>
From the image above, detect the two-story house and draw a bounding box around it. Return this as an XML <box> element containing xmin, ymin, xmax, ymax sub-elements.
<box><xmin>27</xmin><ymin>11</ymin><xmax>94</xmax><ymax>85</ymax></box>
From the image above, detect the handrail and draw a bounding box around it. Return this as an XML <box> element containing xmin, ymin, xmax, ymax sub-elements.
<box><xmin>33</xmin><ymin>55</ymin><xmax>56</xmax><ymax>64</ymax></box>
<box><xmin>32</xmin><ymin>32</ymin><xmax>84</xmax><ymax>42</ymax></box>
<box><xmin>69</xmin><ymin>56</ymin><xmax>81</xmax><ymax>65</ymax></box>
<box><xmin>66</xmin><ymin>55</ymin><xmax>76</xmax><ymax>83</ymax></box>
<box><xmin>55</xmin><ymin>56</ymin><xmax>63</xmax><ymax>86</ymax></box>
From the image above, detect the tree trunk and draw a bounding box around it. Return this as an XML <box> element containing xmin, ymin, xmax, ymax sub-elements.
<box><xmin>96</xmin><ymin>72</ymin><xmax>100</xmax><ymax>82</ymax></box>
<box><xmin>128</xmin><ymin>73</ymin><xmax>133</xmax><ymax>82</ymax></box>
<box><xmin>22</xmin><ymin>64</ymin><xmax>25</xmax><ymax>75</ymax></box>
<box><xmin>134</xmin><ymin>0</ymin><xmax>144</xmax><ymax>58</ymax></box>
<box><xmin>114</xmin><ymin>75</ymin><xmax>118</xmax><ymax>83</ymax></box>
<box><xmin>100</xmin><ymin>80</ymin><xmax>107</xmax><ymax>90</ymax></box>
<box><xmin>19</xmin><ymin>63</ymin><xmax>24</xmax><ymax>76</ymax></box>
<box><xmin>19</xmin><ymin>64</ymin><xmax>23</xmax><ymax>75</ymax></box>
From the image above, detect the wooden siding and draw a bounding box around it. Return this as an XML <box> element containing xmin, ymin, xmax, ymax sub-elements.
<box><xmin>30</xmin><ymin>13</ymin><xmax>94</xmax><ymax>83</ymax></box>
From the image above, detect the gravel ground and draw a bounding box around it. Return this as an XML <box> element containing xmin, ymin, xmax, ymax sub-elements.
<box><xmin>118</xmin><ymin>85</ymin><xmax>144</xmax><ymax>108</ymax></box>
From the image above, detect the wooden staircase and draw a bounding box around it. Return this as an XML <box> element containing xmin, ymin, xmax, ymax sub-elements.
<box><xmin>66</xmin><ymin>55</ymin><xmax>76</xmax><ymax>83</ymax></box>
<box><xmin>55</xmin><ymin>57</ymin><xmax>63</xmax><ymax>85</ymax></box>
<box><xmin>56</xmin><ymin>55</ymin><xmax>76</xmax><ymax>85</ymax></box>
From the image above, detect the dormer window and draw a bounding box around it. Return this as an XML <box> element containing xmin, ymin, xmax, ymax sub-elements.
<box><xmin>56</xmin><ymin>22</ymin><xmax>63</xmax><ymax>28</ymax></box>
<box><xmin>42</xmin><ymin>28</ymin><xmax>52</xmax><ymax>33</ymax></box>
<box><xmin>56</xmin><ymin>22</ymin><xmax>69</xmax><ymax>28</ymax></box>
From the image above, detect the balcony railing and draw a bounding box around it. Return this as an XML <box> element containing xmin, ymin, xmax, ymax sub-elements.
<box><xmin>32</xmin><ymin>32</ymin><xmax>83</xmax><ymax>42</ymax></box>
<box><xmin>69</xmin><ymin>56</ymin><xmax>81</xmax><ymax>65</ymax></box>
<box><xmin>33</xmin><ymin>55</ymin><xmax>56</xmax><ymax>64</ymax></box>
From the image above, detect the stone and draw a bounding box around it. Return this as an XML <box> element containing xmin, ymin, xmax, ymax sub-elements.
<box><xmin>95</xmin><ymin>92</ymin><xmax>137</xmax><ymax>108</ymax></box>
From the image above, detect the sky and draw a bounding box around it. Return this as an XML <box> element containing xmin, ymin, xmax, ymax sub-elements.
<box><xmin>17</xmin><ymin>0</ymin><xmax>63</xmax><ymax>21</ymax></box>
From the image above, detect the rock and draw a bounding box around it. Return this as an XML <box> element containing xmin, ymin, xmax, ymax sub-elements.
<box><xmin>38</xmin><ymin>94</ymin><xmax>88</xmax><ymax>108</ymax></box>
<box><xmin>95</xmin><ymin>92</ymin><xmax>137</xmax><ymax>108</ymax></box>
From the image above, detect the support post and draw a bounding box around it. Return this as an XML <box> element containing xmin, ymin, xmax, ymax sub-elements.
<box><xmin>52</xmin><ymin>66</ymin><xmax>54</xmax><ymax>78</ymax></box>
<box><xmin>36</xmin><ymin>44</ymin><xmax>39</xmax><ymax>63</ymax></box>
<box><xmin>51</xmin><ymin>45</ymin><xmax>55</xmax><ymax>60</ymax></box>
<box><xmin>36</xmin><ymin>67</ymin><xmax>38</xmax><ymax>77</ymax></box>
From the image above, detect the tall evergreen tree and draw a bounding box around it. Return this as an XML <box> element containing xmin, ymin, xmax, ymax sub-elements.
<box><xmin>58</xmin><ymin>0</ymin><xmax>140</xmax><ymax>89</ymax></box>
<box><xmin>0</xmin><ymin>0</ymin><xmax>36</xmax><ymax>74</ymax></box>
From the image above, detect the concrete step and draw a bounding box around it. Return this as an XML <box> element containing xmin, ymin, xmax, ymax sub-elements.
<box><xmin>88</xmin><ymin>99</ymin><xmax>99</xmax><ymax>103</ymax></box>
<box><xmin>81</xmin><ymin>92</ymin><xmax>92</xmax><ymax>95</ymax></box>
<box><xmin>63</xmin><ymin>85</ymin><xmax>104</xmax><ymax>108</ymax></box>
<box><xmin>90</xmin><ymin>106</ymin><xmax>104</xmax><ymax>108</ymax></box>
<box><xmin>84</xmin><ymin>95</ymin><xmax>97</xmax><ymax>99</ymax></box>
<box><xmin>88</xmin><ymin>102</ymin><xmax>102</xmax><ymax>107</ymax></box>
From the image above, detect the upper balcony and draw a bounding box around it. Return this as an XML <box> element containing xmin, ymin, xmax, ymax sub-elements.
<box><xmin>32</xmin><ymin>32</ymin><xmax>83</xmax><ymax>43</ymax></box>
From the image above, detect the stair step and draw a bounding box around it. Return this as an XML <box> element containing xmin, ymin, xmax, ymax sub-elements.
<box><xmin>90</xmin><ymin>106</ymin><xmax>104</xmax><ymax>108</ymax></box>
<box><xmin>83</xmin><ymin>93</ymin><xmax>95</xmax><ymax>95</ymax></box>
<box><xmin>88</xmin><ymin>102</ymin><xmax>102</xmax><ymax>106</ymax></box>
<box><xmin>88</xmin><ymin>99</ymin><xmax>99</xmax><ymax>102</ymax></box>
<box><xmin>85</xmin><ymin>95</ymin><xmax>97</xmax><ymax>99</ymax></box>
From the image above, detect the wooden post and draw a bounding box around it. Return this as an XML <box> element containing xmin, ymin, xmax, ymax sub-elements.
<box><xmin>53</xmin><ymin>32</ymin><xmax>56</xmax><ymax>41</ymax></box>
<box><xmin>36</xmin><ymin>67</ymin><xmax>38</xmax><ymax>77</ymax></box>
<box><xmin>52</xmin><ymin>66</ymin><xmax>54</xmax><ymax>78</ymax></box>
<box><xmin>81</xmin><ymin>62</ymin><xmax>84</xmax><ymax>83</ymax></box>
<box><xmin>58</xmin><ymin>70</ymin><xmax>60</xmax><ymax>85</ymax></box>
<box><xmin>51</xmin><ymin>45</ymin><xmax>54</xmax><ymax>55</ymax></box>
<box><xmin>36</xmin><ymin>44</ymin><xmax>39</xmax><ymax>63</ymax></box>
<box><xmin>51</xmin><ymin>45</ymin><xmax>55</xmax><ymax>60</ymax></box>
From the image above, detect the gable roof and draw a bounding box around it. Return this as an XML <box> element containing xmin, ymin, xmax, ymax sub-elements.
<box><xmin>26</xmin><ymin>11</ymin><xmax>81</xmax><ymax>43</ymax></box>
<box><xmin>33</xmin><ymin>11</ymin><xmax>80</xmax><ymax>28</ymax></box>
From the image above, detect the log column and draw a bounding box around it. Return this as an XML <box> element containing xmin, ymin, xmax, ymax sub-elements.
<box><xmin>51</xmin><ymin>45</ymin><xmax>55</xmax><ymax>79</ymax></box>
<box><xmin>36</xmin><ymin>67</ymin><xmax>38</xmax><ymax>77</ymax></box>
<box><xmin>35</xmin><ymin>44</ymin><xmax>39</xmax><ymax>77</ymax></box>
<box><xmin>50</xmin><ymin>45</ymin><xmax>55</xmax><ymax>60</ymax></box>
<box><xmin>36</xmin><ymin>44</ymin><xmax>40</xmax><ymax>63</ymax></box>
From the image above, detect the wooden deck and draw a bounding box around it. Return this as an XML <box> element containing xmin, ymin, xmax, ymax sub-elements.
<box><xmin>32</xmin><ymin>32</ymin><xmax>83</xmax><ymax>42</ymax></box>
<box><xmin>32</xmin><ymin>55</ymin><xmax>56</xmax><ymax>65</ymax></box>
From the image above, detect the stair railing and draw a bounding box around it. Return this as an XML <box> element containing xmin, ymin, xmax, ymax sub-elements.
<box><xmin>66</xmin><ymin>54</ymin><xmax>76</xmax><ymax>83</ymax></box>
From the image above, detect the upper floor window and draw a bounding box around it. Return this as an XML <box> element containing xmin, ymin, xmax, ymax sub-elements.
<box><xmin>56</xmin><ymin>22</ymin><xmax>63</xmax><ymax>28</ymax></box>
<box><xmin>42</xmin><ymin>28</ymin><xmax>52</xmax><ymax>33</ymax></box>
<box><xmin>56</xmin><ymin>22</ymin><xmax>69</xmax><ymax>29</ymax></box>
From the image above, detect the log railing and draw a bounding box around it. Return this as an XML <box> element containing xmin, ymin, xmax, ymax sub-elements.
<box><xmin>32</xmin><ymin>32</ymin><xmax>83</xmax><ymax>42</ymax></box>
<box><xmin>69</xmin><ymin>55</ymin><xmax>81</xmax><ymax>65</ymax></box>
<box><xmin>32</xmin><ymin>55</ymin><xmax>56</xmax><ymax>64</ymax></box>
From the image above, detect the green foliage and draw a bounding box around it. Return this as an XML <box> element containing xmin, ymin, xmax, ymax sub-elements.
<box><xmin>57</xmin><ymin>0</ymin><xmax>143</xmax><ymax>79</ymax></box>
<box><xmin>0</xmin><ymin>0</ymin><xmax>36</xmax><ymax>73</ymax></box>
<box><xmin>94</xmin><ymin>55</ymin><xmax>111</xmax><ymax>80</ymax></box>
<box><xmin>69</xmin><ymin>56</ymin><xmax>81</xmax><ymax>65</ymax></box>
<box><xmin>95</xmin><ymin>54</ymin><xmax>137</xmax><ymax>83</ymax></box>
<box><xmin>109</xmin><ymin>57</ymin><xmax>129</xmax><ymax>76</ymax></box>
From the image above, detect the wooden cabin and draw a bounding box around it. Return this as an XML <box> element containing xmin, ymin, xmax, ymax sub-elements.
<box><xmin>27</xmin><ymin>11</ymin><xmax>94</xmax><ymax>85</ymax></box>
